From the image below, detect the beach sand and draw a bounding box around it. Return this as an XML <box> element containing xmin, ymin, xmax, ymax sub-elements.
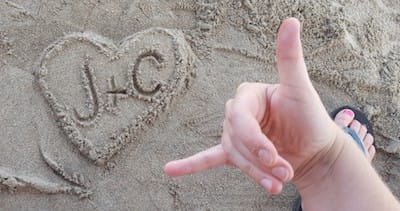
<box><xmin>0</xmin><ymin>0</ymin><xmax>399</xmax><ymax>210</ymax></box>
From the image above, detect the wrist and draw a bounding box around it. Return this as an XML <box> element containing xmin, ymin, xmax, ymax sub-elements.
<box><xmin>292</xmin><ymin>127</ymin><xmax>346</xmax><ymax>191</ymax></box>
<box><xmin>292</xmin><ymin>128</ymin><xmax>400</xmax><ymax>210</ymax></box>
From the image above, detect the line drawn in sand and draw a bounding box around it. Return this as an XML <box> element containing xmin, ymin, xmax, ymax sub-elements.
<box><xmin>0</xmin><ymin>167</ymin><xmax>90</xmax><ymax>198</ymax></box>
<box><xmin>73</xmin><ymin>56</ymin><xmax>104</xmax><ymax>127</ymax></box>
<box><xmin>184</xmin><ymin>112</ymin><xmax>223</xmax><ymax>138</ymax></box>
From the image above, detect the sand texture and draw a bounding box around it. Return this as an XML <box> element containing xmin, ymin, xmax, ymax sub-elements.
<box><xmin>0</xmin><ymin>0</ymin><xmax>399</xmax><ymax>210</ymax></box>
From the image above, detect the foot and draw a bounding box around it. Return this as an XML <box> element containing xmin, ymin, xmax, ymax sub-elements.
<box><xmin>333</xmin><ymin>109</ymin><xmax>376</xmax><ymax>162</ymax></box>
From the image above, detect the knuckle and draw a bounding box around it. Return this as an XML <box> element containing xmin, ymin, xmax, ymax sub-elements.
<box><xmin>242</xmin><ymin>163</ymin><xmax>252</xmax><ymax>174</ymax></box>
<box><xmin>221</xmin><ymin>133</ymin><xmax>232</xmax><ymax>151</ymax></box>
<box><xmin>221</xmin><ymin>136</ymin><xmax>228</xmax><ymax>148</ymax></box>
<box><xmin>237</xmin><ymin>82</ymin><xmax>250</xmax><ymax>92</ymax></box>
<box><xmin>225</xmin><ymin>105</ymin><xmax>240</xmax><ymax>124</ymax></box>
<box><xmin>247</xmin><ymin>144</ymin><xmax>259</xmax><ymax>154</ymax></box>
<box><xmin>224</xmin><ymin>99</ymin><xmax>233</xmax><ymax>113</ymax></box>
<box><xmin>243</xmin><ymin>164</ymin><xmax>258</xmax><ymax>179</ymax></box>
<box><xmin>202</xmin><ymin>154</ymin><xmax>213</xmax><ymax>167</ymax></box>
<box><xmin>230</xmin><ymin>106</ymin><xmax>243</xmax><ymax>123</ymax></box>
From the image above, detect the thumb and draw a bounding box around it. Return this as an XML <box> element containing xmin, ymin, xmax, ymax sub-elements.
<box><xmin>276</xmin><ymin>18</ymin><xmax>311</xmax><ymax>89</ymax></box>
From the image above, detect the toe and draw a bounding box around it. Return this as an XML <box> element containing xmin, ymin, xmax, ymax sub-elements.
<box><xmin>368</xmin><ymin>145</ymin><xmax>376</xmax><ymax>162</ymax></box>
<box><xmin>363</xmin><ymin>133</ymin><xmax>374</xmax><ymax>149</ymax></box>
<box><xmin>334</xmin><ymin>109</ymin><xmax>355</xmax><ymax>127</ymax></box>
<box><xmin>358</xmin><ymin>125</ymin><xmax>368</xmax><ymax>140</ymax></box>
<box><xmin>350</xmin><ymin>120</ymin><xmax>362</xmax><ymax>133</ymax></box>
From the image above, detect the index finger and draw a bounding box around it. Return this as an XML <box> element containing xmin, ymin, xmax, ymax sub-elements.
<box><xmin>164</xmin><ymin>144</ymin><xmax>227</xmax><ymax>177</ymax></box>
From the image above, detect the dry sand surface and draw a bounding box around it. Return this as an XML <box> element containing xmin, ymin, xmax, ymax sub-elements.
<box><xmin>0</xmin><ymin>0</ymin><xmax>399</xmax><ymax>210</ymax></box>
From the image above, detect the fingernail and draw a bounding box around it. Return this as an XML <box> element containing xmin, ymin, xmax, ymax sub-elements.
<box><xmin>258</xmin><ymin>149</ymin><xmax>271</xmax><ymax>165</ymax></box>
<box><xmin>272</xmin><ymin>167</ymin><xmax>289</xmax><ymax>181</ymax></box>
<box><xmin>261</xmin><ymin>178</ymin><xmax>272</xmax><ymax>191</ymax></box>
<box><xmin>343</xmin><ymin>109</ymin><xmax>354</xmax><ymax>117</ymax></box>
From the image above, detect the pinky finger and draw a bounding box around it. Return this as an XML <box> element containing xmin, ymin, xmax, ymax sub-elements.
<box><xmin>164</xmin><ymin>144</ymin><xmax>227</xmax><ymax>177</ymax></box>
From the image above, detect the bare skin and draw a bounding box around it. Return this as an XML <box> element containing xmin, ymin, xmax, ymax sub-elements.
<box><xmin>296</xmin><ymin>108</ymin><xmax>376</xmax><ymax>210</ymax></box>
<box><xmin>164</xmin><ymin>18</ymin><xmax>400</xmax><ymax>210</ymax></box>
<box><xmin>333</xmin><ymin>108</ymin><xmax>375</xmax><ymax>162</ymax></box>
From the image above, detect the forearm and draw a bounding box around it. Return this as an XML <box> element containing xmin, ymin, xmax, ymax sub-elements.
<box><xmin>295</xmin><ymin>131</ymin><xmax>400</xmax><ymax>211</ymax></box>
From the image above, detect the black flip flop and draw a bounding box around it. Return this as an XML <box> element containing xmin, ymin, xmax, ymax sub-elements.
<box><xmin>330</xmin><ymin>106</ymin><xmax>374</xmax><ymax>137</ymax></box>
<box><xmin>292</xmin><ymin>106</ymin><xmax>374</xmax><ymax>211</ymax></box>
<box><xmin>292</xmin><ymin>196</ymin><xmax>302</xmax><ymax>211</ymax></box>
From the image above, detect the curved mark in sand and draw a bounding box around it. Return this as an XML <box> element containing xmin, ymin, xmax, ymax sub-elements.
<box><xmin>73</xmin><ymin>58</ymin><xmax>102</xmax><ymax>124</ymax></box>
<box><xmin>132</xmin><ymin>50</ymin><xmax>165</xmax><ymax>95</ymax></box>
<box><xmin>0</xmin><ymin>167</ymin><xmax>91</xmax><ymax>198</ymax></box>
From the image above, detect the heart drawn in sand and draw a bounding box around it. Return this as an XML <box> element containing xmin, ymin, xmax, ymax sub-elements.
<box><xmin>36</xmin><ymin>28</ymin><xmax>196</xmax><ymax>166</ymax></box>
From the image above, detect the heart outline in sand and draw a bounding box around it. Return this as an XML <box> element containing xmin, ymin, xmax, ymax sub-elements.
<box><xmin>36</xmin><ymin>28</ymin><xmax>196</xmax><ymax>166</ymax></box>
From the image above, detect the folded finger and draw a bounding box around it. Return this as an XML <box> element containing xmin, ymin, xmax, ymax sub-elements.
<box><xmin>226</xmin><ymin>115</ymin><xmax>278</xmax><ymax>164</ymax></box>
<box><xmin>233</xmin><ymin>83</ymin><xmax>270</xmax><ymax>122</ymax></box>
<box><xmin>225</xmin><ymin>139</ymin><xmax>283</xmax><ymax>195</ymax></box>
<box><xmin>224</xmin><ymin>119</ymin><xmax>294</xmax><ymax>182</ymax></box>
<box><xmin>225</xmin><ymin>98</ymin><xmax>279</xmax><ymax>166</ymax></box>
